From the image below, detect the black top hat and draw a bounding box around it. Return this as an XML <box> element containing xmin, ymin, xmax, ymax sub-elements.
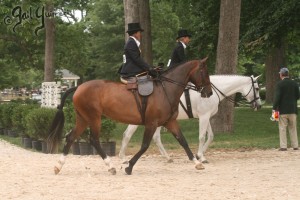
<box><xmin>126</xmin><ymin>23</ymin><xmax>144</xmax><ymax>33</ymax></box>
<box><xmin>176</xmin><ymin>29</ymin><xmax>192</xmax><ymax>39</ymax></box>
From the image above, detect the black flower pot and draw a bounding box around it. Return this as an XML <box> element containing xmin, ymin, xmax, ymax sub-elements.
<box><xmin>72</xmin><ymin>142</ymin><xmax>80</xmax><ymax>155</ymax></box>
<box><xmin>8</xmin><ymin>130</ymin><xmax>18</xmax><ymax>137</ymax></box>
<box><xmin>32</xmin><ymin>140</ymin><xmax>42</xmax><ymax>151</ymax></box>
<box><xmin>23</xmin><ymin>137</ymin><xmax>32</xmax><ymax>149</ymax></box>
<box><xmin>101</xmin><ymin>141</ymin><xmax>116</xmax><ymax>156</ymax></box>
<box><xmin>41</xmin><ymin>141</ymin><xmax>49</xmax><ymax>154</ymax></box>
<box><xmin>79</xmin><ymin>142</ymin><xmax>92</xmax><ymax>155</ymax></box>
<box><xmin>0</xmin><ymin>128</ymin><xmax>4</xmax><ymax>135</ymax></box>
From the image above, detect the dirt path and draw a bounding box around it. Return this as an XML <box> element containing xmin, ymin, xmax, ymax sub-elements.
<box><xmin>1</xmin><ymin>139</ymin><xmax>300</xmax><ymax>200</ymax></box>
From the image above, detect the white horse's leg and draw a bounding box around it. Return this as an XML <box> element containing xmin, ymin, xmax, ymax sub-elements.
<box><xmin>197</xmin><ymin>117</ymin><xmax>210</xmax><ymax>163</ymax></box>
<box><xmin>202</xmin><ymin>122</ymin><xmax>214</xmax><ymax>155</ymax></box>
<box><xmin>152</xmin><ymin>127</ymin><xmax>173</xmax><ymax>162</ymax></box>
<box><xmin>119</xmin><ymin>125</ymin><xmax>139</xmax><ymax>162</ymax></box>
<box><xmin>54</xmin><ymin>154</ymin><xmax>66</xmax><ymax>175</ymax></box>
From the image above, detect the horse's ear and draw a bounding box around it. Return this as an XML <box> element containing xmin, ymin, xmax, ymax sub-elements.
<box><xmin>201</xmin><ymin>57</ymin><xmax>209</xmax><ymax>63</ymax></box>
<box><xmin>254</xmin><ymin>74</ymin><xmax>262</xmax><ymax>80</ymax></box>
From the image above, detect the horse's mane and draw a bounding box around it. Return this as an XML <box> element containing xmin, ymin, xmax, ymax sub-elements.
<box><xmin>161</xmin><ymin>60</ymin><xmax>194</xmax><ymax>74</ymax></box>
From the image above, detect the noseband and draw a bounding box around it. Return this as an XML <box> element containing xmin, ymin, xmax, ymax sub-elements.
<box><xmin>242</xmin><ymin>76</ymin><xmax>260</xmax><ymax>107</ymax></box>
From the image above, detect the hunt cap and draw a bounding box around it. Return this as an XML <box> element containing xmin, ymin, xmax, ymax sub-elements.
<box><xmin>279</xmin><ymin>67</ymin><xmax>289</xmax><ymax>74</ymax></box>
<box><xmin>176</xmin><ymin>29</ymin><xmax>192</xmax><ymax>39</ymax></box>
<box><xmin>126</xmin><ymin>22</ymin><xmax>144</xmax><ymax>33</ymax></box>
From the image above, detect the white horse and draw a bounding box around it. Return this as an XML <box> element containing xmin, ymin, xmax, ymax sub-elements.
<box><xmin>119</xmin><ymin>75</ymin><xmax>262</xmax><ymax>163</ymax></box>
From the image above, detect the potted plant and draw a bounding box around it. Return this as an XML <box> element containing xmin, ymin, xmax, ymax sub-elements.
<box><xmin>11</xmin><ymin>104</ymin><xmax>38</xmax><ymax>143</ymax></box>
<box><xmin>25</xmin><ymin>107</ymin><xmax>57</xmax><ymax>152</ymax></box>
<box><xmin>99</xmin><ymin>117</ymin><xmax>117</xmax><ymax>156</ymax></box>
<box><xmin>0</xmin><ymin>103</ymin><xmax>5</xmax><ymax>135</ymax></box>
<box><xmin>0</xmin><ymin>102</ymin><xmax>19</xmax><ymax>136</ymax></box>
<box><xmin>78</xmin><ymin>129</ymin><xmax>93</xmax><ymax>155</ymax></box>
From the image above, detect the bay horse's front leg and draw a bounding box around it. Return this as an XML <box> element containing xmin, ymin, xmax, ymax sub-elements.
<box><xmin>124</xmin><ymin>126</ymin><xmax>156</xmax><ymax>175</ymax></box>
<box><xmin>165</xmin><ymin>120</ymin><xmax>205</xmax><ymax>170</ymax></box>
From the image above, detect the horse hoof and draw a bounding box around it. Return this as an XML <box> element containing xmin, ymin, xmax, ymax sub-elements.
<box><xmin>195</xmin><ymin>163</ymin><xmax>205</xmax><ymax>170</ymax></box>
<box><xmin>202</xmin><ymin>160</ymin><xmax>209</xmax><ymax>164</ymax></box>
<box><xmin>125</xmin><ymin>167</ymin><xmax>132</xmax><ymax>175</ymax></box>
<box><xmin>167</xmin><ymin>159</ymin><xmax>174</xmax><ymax>163</ymax></box>
<box><xmin>54</xmin><ymin>166</ymin><xmax>60</xmax><ymax>175</ymax></box>
<box><xmin>108</xmin><ymin>168</ymin><xmax>117</xmax><ymax>175</ymax></box>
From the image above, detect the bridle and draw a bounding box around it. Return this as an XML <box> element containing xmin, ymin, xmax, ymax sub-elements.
<box><xmin>157</xmin><ymin>64</ymin><xmax>209</xmax><ymax>94</ymax></box>
<box><xmin>208</xmin><ymin>76</ymin><xmax>260</xmax><ymax>108</ymax></box>
<box><xmin>242</xmin><ymin>76</ymin><xmax>260</xmax><ymax>106</ymax></box>
<box><xmin>158</xmin><ymin>76</ymin><xmax>207</xmax><ymax>93</ymax></box>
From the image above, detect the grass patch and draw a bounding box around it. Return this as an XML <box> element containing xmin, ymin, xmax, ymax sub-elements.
<box><xmin>1</xmin><ymin>107</ymin><xmax>298</xmax><ymax>153</ymax></box>
<box><xmin>112</xmin><ymin>107</ymin><xmax>298</xmax><ymax>152</ymax></box>
<box><xmin>0</xmin><ymin>134</ymin><xmax>22</xmax><ymax>146</ymax></box>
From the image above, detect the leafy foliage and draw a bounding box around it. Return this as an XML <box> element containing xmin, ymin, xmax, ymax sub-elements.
<box><xmin>11</xmin><ymin>104</ymin><xmax>39</xmax><ymax>133</ymax></box>
<box><xmin>100</xmin><ymin>117</ymin><xmax>116</xmax><ymax>142</ymax></box>
<box><xmin>0</xmin><ymin>0</ymin><xmax>299</xmax><ymax>88</ymax></box>
<box><xmin>0</xmin><ymin>103</ymin><xmax>19</xmax><ymax>129</ymax></box>
<box><xmin>25</xmin><ymin>107</ymin><xmax>57</xmax><ymax>140</ymax></box>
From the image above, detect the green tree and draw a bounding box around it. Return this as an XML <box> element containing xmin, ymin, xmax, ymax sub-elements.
<box><xmin>240</xmin><ymin>0</ymin><xmax>300</xmax><ymax>103</ymax></box>
<box><xmin>85</xmin><ymin>0</ymin><xmax>124</xmax><ymax>81</ymax></box>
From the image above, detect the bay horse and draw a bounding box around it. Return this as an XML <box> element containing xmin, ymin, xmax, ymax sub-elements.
<box><xmin>119</xmin><ymin>75</ymin><xmax>262</xmax><ymax>163</ymax></box>
<box><xmin>48</xmin><ymin>57</ymin><xmax>212</xmax><ymax>175</ymax></box>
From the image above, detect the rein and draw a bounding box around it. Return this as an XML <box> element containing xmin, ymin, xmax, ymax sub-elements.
<box><xmin>153</xmin><ymin>68</ymin><xmax>207</xmax><ymax>123</ymax></box>
<box><xmin>158</xmin><ymin>76</ymin><xmax>205</xmax><ymax>93</ymax></box>
<box><xmin>187</xmin><ymin>76</ymin><xmax>259</xmax><ymax>108</ymax></box>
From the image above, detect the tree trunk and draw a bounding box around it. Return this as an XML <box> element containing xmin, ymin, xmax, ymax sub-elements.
<box><xmin>44</xmin><ymin>2</ymin><xmax>55</xmax><ymax>82</ymax></box>
<box><xmin>123</xmin><ymin>0</ymin><xmax>153</xmax><ymax>65</ymax></box>
<box><xmin>265</xmin><ymin>41</ymin><xmax>286</xmax><ymax>104</ymax></box>
<box><xmin>123</xmin><ymin>0</ymin><xmax>139</xmax><ymax>41</ymax></box>
<box><xmin>138</xmin><ymin>0</ymin><xmax>153</xmax><ymax>65</ymax></box>
<box><xmin>211</xmin><ymin>0</ymin><xmax>241</xmax><ymax>133</ymax></box>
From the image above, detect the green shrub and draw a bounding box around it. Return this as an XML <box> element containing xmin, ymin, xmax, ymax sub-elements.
<box><xmin>100</xmin><ymin>117</ymin><xmax>116</xmax><ymax>142</ymax></box>
<box><xmin>259</xmin><ymin>89</ymin><xmax>266</xmax><ymax>101</ymax></box>
<box><xmin>0</xmin><ymin>104</ymin><xmax>4</xmax><ymax>128</ymax></box>
<box><xmin>25</xmin><ymin>107</ymin><xmax>57</xmax><ymax>140</ymax></box>
<box><xmin>11</xmin><ymin>104</ymin><xmax>38</xmax><ymax>133</ymax></box>
<box><xmin>0</xmin><ymin>103</ymin><xmax>19</xmax><ymax>129</ymax></box>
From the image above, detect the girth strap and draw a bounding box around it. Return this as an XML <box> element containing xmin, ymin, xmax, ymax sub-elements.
<box><xmin>132</xmin><ymin>90</ymin><xmax>148</xmax><ymax>124</ymax></box>
<box><xmin>179</xmin><ymin>89</ymin><xmax>194</xmax><ymax>118</ymax></box>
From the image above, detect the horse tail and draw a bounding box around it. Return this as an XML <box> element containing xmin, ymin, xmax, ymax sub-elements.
<box><xmin>47</xmin><ymin>86</ymin><xmax>78</xmax><ymax>153</ymax></box>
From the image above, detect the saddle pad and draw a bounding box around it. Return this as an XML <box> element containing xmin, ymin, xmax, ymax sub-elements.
<box><xmin>137</xmin><ymin>75</ymin><xmax>153</xmax><ymax>96</ymax></box>
<box><xmin>120</xmin><ymin>77</ymin><xmax>138</xmax><ymax>90</ymax></box>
